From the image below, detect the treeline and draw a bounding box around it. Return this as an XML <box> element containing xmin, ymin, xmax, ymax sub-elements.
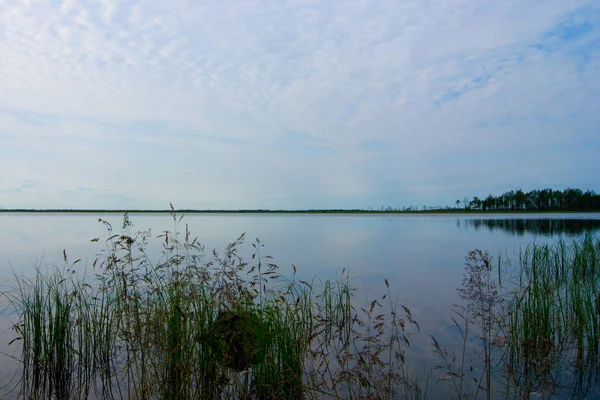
<box><xmin>2</xmin><ymin>188</ymin><xmax>599</xmax><ymax>213</ymax></box>
<box><xmin>458</xmin><ymin>188</ymin><xmax>600</xmax><ymax>212</ymax></box>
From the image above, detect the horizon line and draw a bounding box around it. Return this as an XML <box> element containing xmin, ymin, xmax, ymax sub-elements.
<box><xmin>0</xmin><ymin>208</ymin><xmax>597</xmax><ymax>214</ymax></box>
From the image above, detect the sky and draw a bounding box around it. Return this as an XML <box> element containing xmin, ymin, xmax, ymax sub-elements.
<box><xmin>1</xmin><ymin>0</ymin><xmax>599</xmax><ymax>210</ymax></box>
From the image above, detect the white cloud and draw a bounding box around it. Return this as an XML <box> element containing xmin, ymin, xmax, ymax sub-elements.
<box><xmin>0</xmin><ymin>0</ymin><xmax>599</xmax><ymax>208</ymax></box>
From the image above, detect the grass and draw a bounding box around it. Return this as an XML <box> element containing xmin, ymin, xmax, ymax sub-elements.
<box><xmin>500</xmin><ymin>234</ymin><xmax>600</xmax><ymax>398</ymax></box>
<box><xmin>2</xmin><ymin>209</ymin><xmax>422</xmax><ymax>399</ymax></box>
<box><xmin>431</xmin><ymin>234</ymin><xmax>600</xmax><ymax>399</ymax></box>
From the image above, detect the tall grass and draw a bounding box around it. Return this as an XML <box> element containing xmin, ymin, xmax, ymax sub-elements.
<box><xmin>501</xmin><ymin>234</ymin><xmax>600</xmax><ymax>398</ymax></box>
<box><xmin>432</xmin><ymin>234</ymin><xmax>600</xmax><ymax>399</ymax></box>
<box><xmin>3</xmin><ymin>210</ymin><xmax>422</xmax><ymax>399</ymax></box>
<box><xmin>431</xmin><ymin>249</ymin><xmax>501</xmax><ymax>400</ymax></box>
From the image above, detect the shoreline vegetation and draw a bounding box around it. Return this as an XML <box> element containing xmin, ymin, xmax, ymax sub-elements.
<box><xmin>1</xmin><ymin>210</ymin><xmax>423</xmax><ymax>399</ymax></box>
<box><xmin>1</xmin><ymin>188</ymin><xmax>599</xmax><ymax>213</ymax></box>
<box><xmin>1</xmin><ymin>210</ymin><xmax>599</xmax><ymax>398</ymax></box>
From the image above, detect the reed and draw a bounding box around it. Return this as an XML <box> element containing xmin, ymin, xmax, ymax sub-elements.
<box><xmin>503</xmin><ymin>234</ymin><xmax>600</xmax><ymax>397</ymax></box>
<box><xmin>432</xmin><ymin>234</ymin><xmax>600</xmax><ymax>399</ymax></box>
<box><xmin>3</xmin><ymin>210</ymin><xmax>423</xmax><ymax>399</ymax></box>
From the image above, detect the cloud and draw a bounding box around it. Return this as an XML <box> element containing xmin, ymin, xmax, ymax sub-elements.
<box><xmin>0</xmin><ymin>0</ymin><xmax>599</xmax><ymax>209</ymax></box>
<box><xmin>0</xmin><ymin>109</ymin><xmax>60</xmax><ymax>126</ymax></box>
<box><xmin>0</xmin><ymin>181</ymin><xmax>38</xmax><ymax>194</ymax></box>
<box><xmin>286</xmin><ymin>130</ymin><xmax>328</xmax><ymax>144</ymax></box>
<box><xmin>357</xmin><ymin>139</ymin><xmax>386</xmax><ymax>153</ymax></box>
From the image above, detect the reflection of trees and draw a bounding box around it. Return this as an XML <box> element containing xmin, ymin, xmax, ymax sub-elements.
<box><xmin>466</xmin><ymin>219</ymin><xmax>600</xmax><ymax>236</ymax></box>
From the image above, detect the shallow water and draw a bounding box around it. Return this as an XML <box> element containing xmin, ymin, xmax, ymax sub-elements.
<box><xmin>1</xmin><ymin>212</ymin><xmax>599</xmax><ymax>398</ymax></box>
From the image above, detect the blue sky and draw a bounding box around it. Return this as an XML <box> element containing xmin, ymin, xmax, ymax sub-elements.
<box><xmin>0</xmin><ymin>0</ymin><xmax>599</xmax><ymax>210</ymax></box>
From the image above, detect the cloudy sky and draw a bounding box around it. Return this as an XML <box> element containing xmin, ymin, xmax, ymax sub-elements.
<box><xmin>1</xmin><ymin>0</ymin><xmax>599</xmax><ymax>210</ymax></box>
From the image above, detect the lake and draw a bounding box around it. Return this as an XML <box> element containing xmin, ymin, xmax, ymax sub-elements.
<box><xmin>1</xmin><ymin>212</ymin><xmax>599</xmax><ymax>398</ymax></box>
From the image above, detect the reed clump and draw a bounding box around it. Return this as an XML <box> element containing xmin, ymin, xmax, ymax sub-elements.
<box><xmin>2</xmin><ymin>209</ymin><xmax>422</xmax><ymax>399</ymax></box>
<box><xmin>432</xmin><ymin>234</ymin><xmax>600</xmax><ymax>399</ymax></box>
<box><xmin>502</xmin><ymin>234</ymin><xmax>600</xmax><ymax>398</ymax></box>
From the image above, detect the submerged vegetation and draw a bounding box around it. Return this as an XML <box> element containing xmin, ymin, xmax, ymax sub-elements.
<box><xmin>1</xmin><ymin>210</ymin><xmax>599</xmax><ymax>399</ymax></box>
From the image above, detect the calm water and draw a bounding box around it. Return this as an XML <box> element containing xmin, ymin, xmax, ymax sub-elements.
<box><xmin>1</xmin><ymin>212</ymin><xmax>599</xmax><ymax>397</ymax></box>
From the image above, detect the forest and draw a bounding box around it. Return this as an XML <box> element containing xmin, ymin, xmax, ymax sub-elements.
<box><xmin>457</xmin><ymin>188</ymin><xmax>600</xmax><ymax>211</ymax></box>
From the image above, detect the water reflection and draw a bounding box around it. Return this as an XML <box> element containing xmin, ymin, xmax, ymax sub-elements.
<box><xmin>465</xmin><ymin>218</ymin><xmax>600</xmax><ymax>236</ymax></box>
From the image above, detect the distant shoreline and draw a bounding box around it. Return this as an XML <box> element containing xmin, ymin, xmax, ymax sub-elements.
<box><xmin>1</xmin><ymin>209</ymin><xmax>599</xmax><ymax>214</ymax></box>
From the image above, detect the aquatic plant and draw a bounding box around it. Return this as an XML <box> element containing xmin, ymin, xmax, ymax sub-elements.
<box><xmin>432</xmin><ymin>234</ymin><xmax>600</xmax><ymax>399</ymax></box>
<box><xmin>501</xmin><ymin>234</ymin><xmax>600</xmax><ymax>398</ymax></box>
<box><xmin>431</xmin><ymin>249</ymin><xmax>502</xmax><ymax>400</ymax></box>
<box><xmin>2</xmin><ymin>209</ymin><xmax>422</xmax><ymax>399</ymax></box>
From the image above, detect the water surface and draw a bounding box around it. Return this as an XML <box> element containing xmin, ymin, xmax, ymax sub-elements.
<box><xmin>1</xmin><ymin>212</ymin><xmax>599</xmax><ymax>397</ymax></box>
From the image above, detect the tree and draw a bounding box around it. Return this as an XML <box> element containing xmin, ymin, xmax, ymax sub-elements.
<box><xmin>482</xmin><ymin>195</ymin><xmax>494</xmax><ymax>211</ymax></box>
<box><xmin>469</xmin><ymin>196</ymin><xmax>482</xmax><ymax>211</ymax></box>
<box><xmin>452</xmin><ymin>188</ymin><xmax>600</xmax><ymax>212</ymax></box>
